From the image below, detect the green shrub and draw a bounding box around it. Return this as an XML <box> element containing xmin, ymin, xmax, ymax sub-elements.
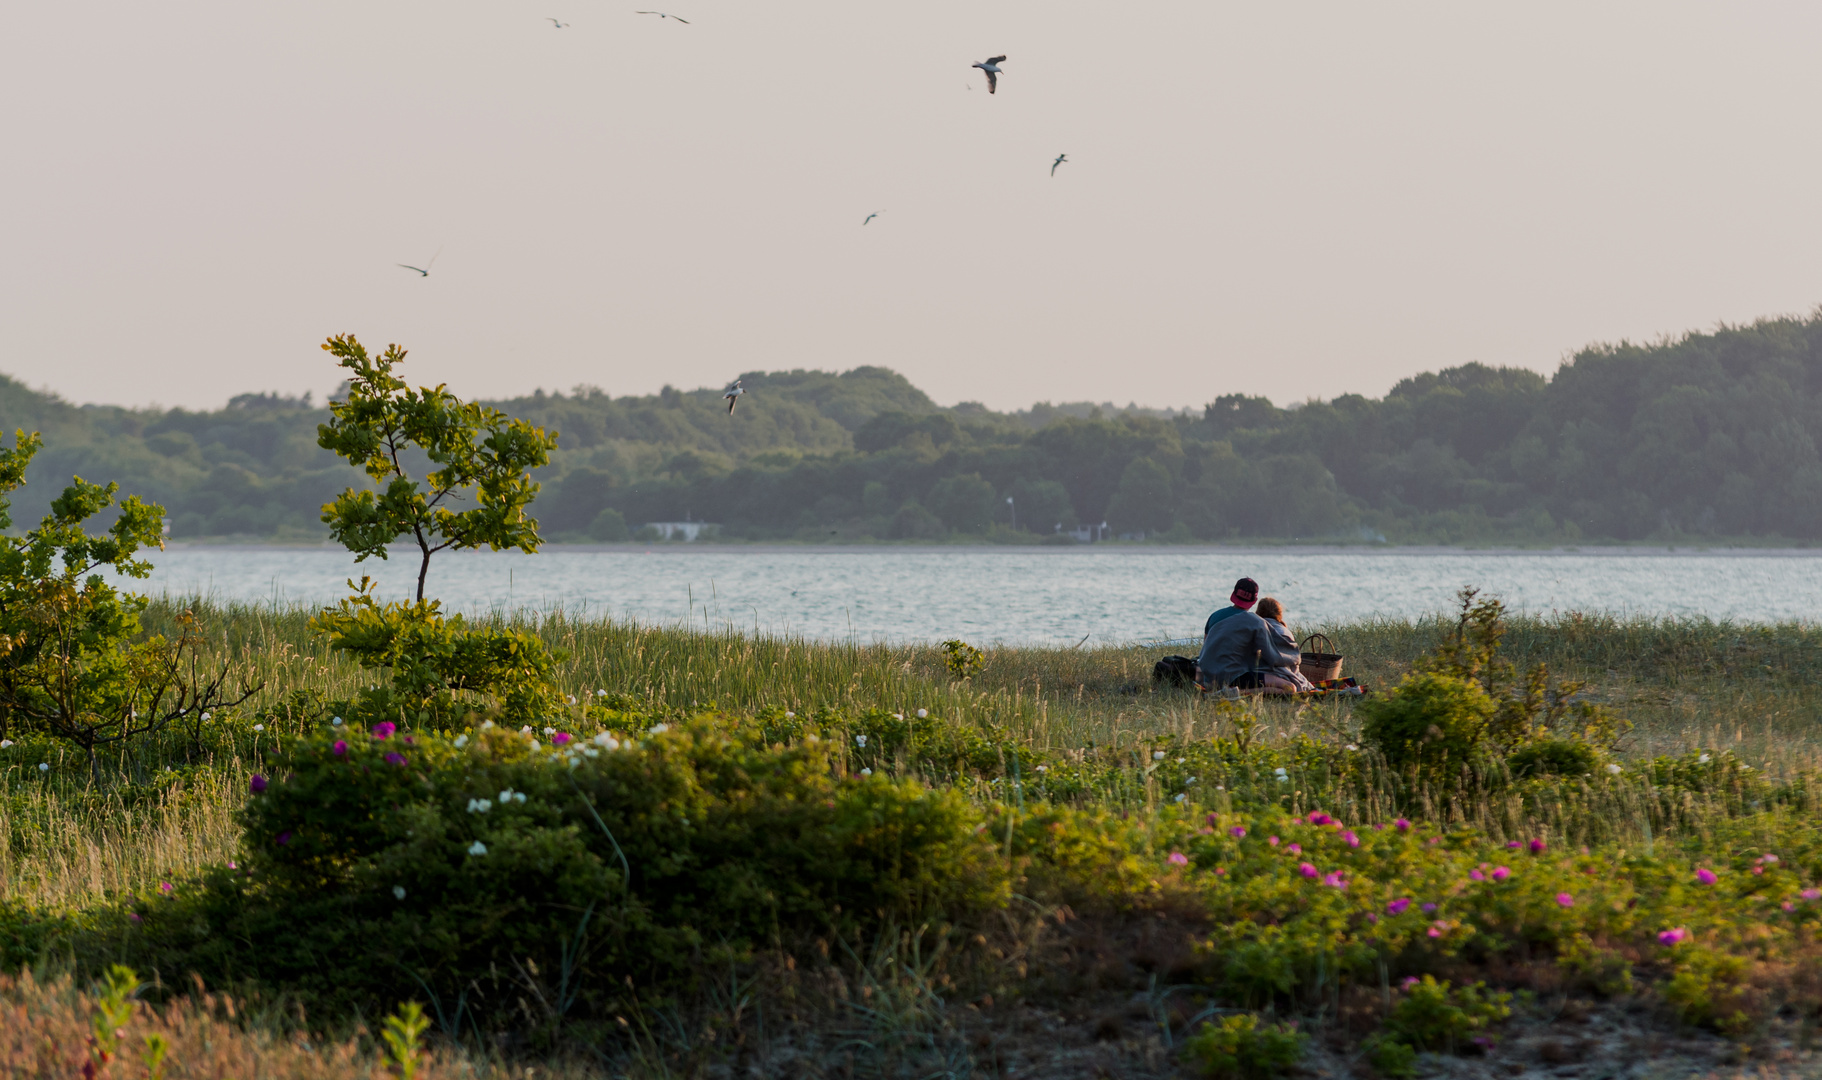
<box><xmin>1662</xmin><ymin>945</ymin><xmax>1755</xmax><ymax>1035</ymax></box>
<box><xmin>1382</xmin><ymin>975</ymin><xmax>1511</xmax><ymax>1054</ymax></box>
<box><xmin>1357</xmin><ymin>671</ymin><xmax>1497</xmax><ymax>780</ymax></box>
<box><xmin>135</xmin><ymin>716</ymin><xmax>1007</xmax><ymax>1035</ymax></box>
<box><xmin>1362</xmin><ymin>1032</ymin><xmax>1418</xmax><ymax>1078</ymax></box>
<box><xmin>1507</xmin><ymin>737</ymin><xmax>1599</xmax><ymax>778</ymax></box>
<box><xmin>1183</xmin><ymin>1013</ymin><xmax>1306</xmax><ymax>1079</ymax></box>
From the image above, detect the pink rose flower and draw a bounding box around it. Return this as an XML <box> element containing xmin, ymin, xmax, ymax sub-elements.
<box><xmin>1229</xmin><ymin>825</ymin><xmax>1247</xmax><ymax>839</ymax></box>
<box><xmin>1529</xmin><ymin>838</ymin><xmax>1547</xmax><ymax>854</ymax></box>
<box><xmin>1695</xmin><ymin>868</ymin><xmax>1717</xmax><ymax>885</ymax></box>
<box><xmin>1422</xmin><ymin>902</ymin><xmax>1437</xmax><ymax>913</ymax></box>
<box><xmin>1491</xmin><ymin>866</ymin><xmax>1510</xmax><ymax>881</ymax></box>
<box><xmin>1287</xmin><ymin>843</ymin><xmax>1302</xmax><ymax>854</ymax></box>
<box><xmin>385</xmin><ymin>752</ymin><xmax>407</xmax><ymax>766</ymax></box>
<box><xmin>1268</xmin><ymin>836</ymin><xmax>1279</xmax><ymax>846</ymax></box>
<box><xmin>552</xmin><ymin>732</ymin><xmax>573</xmax><ymax>745</ymax></box>
<box><xmin>1387</xmin><ymin>898</ymin><xmax>1412</xmax><ymax>915</ymax></box>
<box><xmin>1394</xmin><ymin>818</ymin><xmax>1411</xmax><ymax>831</ymax></box>
<box><xmin>1803</xmin><ymin>888</ymin><xmax>1821</xmax><ymax>901</ymax></box>
<box><xmin>1470</xmin><ymin>870</ymin><xmax>1485</xmax><ymax>882</ymax></box>
<box><xmin>1343</xmin><ymin>831</ymin><xmax>1360</xmax><ymax>848</ymax></box>
<box><xmin>1167</xmin><ymin>851</ymin><xmax>1189</xmax><ymax>866</ymax></box>
<box><xmin>1556</xmin><ymin>893</ymin><xmax>1574</xmax><ymax>907</ymax></box>
<box><xmin>1657</xmin><ymin>927</ymin><xmax>1690</xmax><ymax>946</ymax></box>
<box><xmin>1299</xmin><ymin>863</ymin><xmax>1318</xmax><ymax>879</ymax></box>
<box><xmin>333</xmin><ymin>740</ymin><xmax>348</xmax><ymax>756</ymax></box>
<box><xmin>371</xmin><ymin>721</ymin><xmax>396</xmax><ymax>740</ymax></box>
<box><xmin>249</xmin><ymin>774</ymin><xmax>267</xmax><ymax>793</ymax></box>
<box><xmin>1308</xmin><ymin>812</ymin><xmax>1332</xmax><ymax>826</ymax></box>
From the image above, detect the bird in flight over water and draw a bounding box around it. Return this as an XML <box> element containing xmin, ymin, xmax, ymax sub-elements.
<box><xmin>1052</xmin><ymin>153</ymin><xmax>1068</xmax><ymax>176</ymax></box>
<box><xmin>972</xmin><ymin>55</ymin><xmax>1005</xmax><ymax>94</ymax></box>
<box><xmin>547</xmin><ymin>18</ymin><xmax>569</xmax><ymax>28</ymax></box>
<box><xmin>397</xmin><ymin>248</ymin><xmax>441</xmax><ymax>277</ymax></box>
<box><xmin>635</xmin><ymin>10</ymin><xmax>690</xmax><ymax>23</ymax></box>
<box><xmin>863</xmin><ymin>212</ymin><xmax>881</xmax><ymax>226</ymax></box>
<box><xmin>723</xmin><ymin>380</ymin><xmax>744</xmax><ymax>414</ymax></box>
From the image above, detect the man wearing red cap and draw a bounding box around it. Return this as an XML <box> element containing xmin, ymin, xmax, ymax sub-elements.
<box><xmin>1196</xmin><ymin>576</ymin><xmax>1298</xmax><ymax>692</ymax></box>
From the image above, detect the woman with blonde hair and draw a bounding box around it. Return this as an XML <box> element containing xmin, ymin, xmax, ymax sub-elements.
<box><xmin>1254</xmin><ymin>597</ymin><xmax>1313</xmax><ymax>692</ymax></box>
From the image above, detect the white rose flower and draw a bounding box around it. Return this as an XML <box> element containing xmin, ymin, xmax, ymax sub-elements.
<box><xmin>650</xmin><ymin>724</ymin><xmax>669</xmax><ymax>734</ymax></box>
<box><xmin>468</xmin><ymin>841</ymin><xmax>488</xmax><ymax>856</ymax></box>
<box><xmin>1607</xmin><ymin>764</ymin><xmax>1623</xmax><ymax>775</ymax></box>
<box><xmin>201</xmin><ymin>712</ymin><xmax>211</xmax><ymax>721</ymax></box>
<box><xmin>784</xmin><ymin>711</ymin><xmax>796</xmax><ymax>719</ymax></box>
<box><xmin>1153</xmin><ymin>751</ymin><xmax>1166</xmax><ymax>761</ymax></box>
<box><xmin>860</xmin><ymin>768</ymin><xmax>872</xmax><ymax>776</ymax></box>
<box><xmin>480</xmin><ymin>720</ymin><xmax>494</xmax><ymax>730</ymax></box>
<box><xmin>1173</xmin><ymin>793</ymin><xmax>1186</xmax><ymax>803</ymax></box>
<box><xmin>332</xmin><ymin>716</ymin><xmax>343</xmax><ymax>726</ymax></box>
<box><xmin>855</xmin><ymin>735</ymin><xmax>868</xmax><ymax>748</ymax></box>
<box><xmin>915</xmin><ymin>709</ymin><xmax>927</xmax><ymax>719</ymax></box>
<box><xmin>1698</xmin><ymin>753</ymin><xmax>1711</xmax><ymax>764</ymax></box>
<box><xmin>499</xmin><ymin>789</ymin><xmax>515</xmax><ymax>803</ymax></box>
<box><xmin>454</xmin><ymin>734</ymin><xmax>468</xmax><ymax>748</ymax></box>
<box><xmin>252</xmin><ymin>724</ymin><xmax>265</xmax><ymax>732</ymax></box>
<box><xmin>39</xmin><ymin>762</ymin><xmax>50</xmax><ymax>772</ymax></box>
<box><xmin>393</xmin><ymin>886</ymin><xmax>406</xmax><ymax>900</ymax></box>
<box><xmin>0</xmin><ymin>739</ymin><xmax>11</xmax><ymax>749</ymax></box>
<box><xmin>595</xmin><ymin>689</ymin><xmax>607</xmax><ymax>698</ymax></box>
<box><xmin>543</xmin><ymin>727</ymin><xmax>556</xmax><ymax>736</ymax></box>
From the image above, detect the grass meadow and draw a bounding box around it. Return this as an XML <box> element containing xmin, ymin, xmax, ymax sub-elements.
<box><xmin>5</xmin><ymin>600</ymin><xmax>1822</xmax><ymax>1078</ymax></box>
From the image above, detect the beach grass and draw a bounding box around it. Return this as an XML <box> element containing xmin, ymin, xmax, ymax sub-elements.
<box><xmin>0</xmin><ymin>597</ymin><xmax>1800</xmax><ymax>913</ymax></box>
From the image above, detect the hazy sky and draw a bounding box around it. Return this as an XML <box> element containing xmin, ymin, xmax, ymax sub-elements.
<box><xmin>4</xmin><ymin>1</ymin><xmax>1821</xmax><ymax>413</ymax></box>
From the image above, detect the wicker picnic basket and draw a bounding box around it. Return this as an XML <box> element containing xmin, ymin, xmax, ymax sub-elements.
<box><xmin>1298</xmin><ymin>633</ymin><xmax>1344</xmax><ymax>682</ymax></box>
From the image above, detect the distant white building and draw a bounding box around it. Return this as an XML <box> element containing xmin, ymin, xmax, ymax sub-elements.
<box><xmin>644</xmin><ymin>521</ymin><xmax>718</xmax><ymax>541</ymax></box>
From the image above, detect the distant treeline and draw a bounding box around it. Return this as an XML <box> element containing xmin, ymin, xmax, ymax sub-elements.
<box><xmin>4</xmin><ymin>312</ymin><xmax>1822</xmax><ymax>543</ymax></box>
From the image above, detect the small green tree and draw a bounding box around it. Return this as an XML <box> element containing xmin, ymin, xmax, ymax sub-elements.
<box><xmin>312</xmin><ymin>335</ymin><xmax>566</xmax><ymax>729</ymax></box>
<box><xmin>0</xmin><ymin>432</ymin><xmax>256</xmax><ymax>772</ymax></box>
<box><xmin>317</xmin><ymin>334</ymin><xmax>559</xmax><ymax>602</ymax></box>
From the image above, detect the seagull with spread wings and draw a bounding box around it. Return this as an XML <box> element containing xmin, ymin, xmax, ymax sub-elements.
<box><xmin>723</xmin><ymin>380</ymin><xmax>744</xmax><ymax>414</ymax></box>
<box><xmin>972</xmin><ymin>55</ymin><xmax>1005</xmax><ymax>94</ymax></box>
<box><xmin>1052</xmin><ymin>153</ymin><xmax>1068</xmax><ymax>176</ymax></box>
<box><xmin>635</xmin><ymin>10</ymin><xmax>690</xmax><ymax>23</ymax></box>
<box><xmin>397</xmin><ymin>248</ymin><xmax>442</xmax><ymax>277</ymax></box>
<box><xmin>547</xmin><ymin>18</ymin><xmax>569</xmax><ymax>28</ymax></box>
<box><xmin>863</xmin><ymin>212</ymin><xmax>881</xmax><ymax>226</ymax></box>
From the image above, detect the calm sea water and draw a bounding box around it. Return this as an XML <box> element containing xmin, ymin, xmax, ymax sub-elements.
<box><xmin>122</xmin><ymin>545</ymin><xmax>1822</xmax><ymax>646</ymax></box>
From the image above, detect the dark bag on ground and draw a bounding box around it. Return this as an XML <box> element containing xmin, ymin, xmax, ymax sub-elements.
<box><xmin>1152</xmin><ymin>655</ymin><xmax>1199</xmax><ymax>689</ymax></box>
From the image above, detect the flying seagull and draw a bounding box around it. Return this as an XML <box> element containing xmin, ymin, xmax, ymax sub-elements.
<box><xmin>1052</xmin><ymin>153</ymin><xmax>1068</xmax><ymax>176</ymax></box>
<box><xmin>635</xmin><ymin>10</ymin><xmax>690</xmax><ymax>22</ymax></box>
<box><xmin>972</xmin><ymin>55</ymin><xmax>1005</xmax><ymax>94</ymax></box>
<box><xmin>547</xmin><ymin>17</ymin><xmax>569</xmax><ymax>27</ymax></box>
<box><xmin>863</xmin><ymin>211</ymin><xmax>881</xmax><ymax>226</ymax></box>
<box><xmin>723</xmin><ymin>379</ymin><xmax>744</xmax><ymax>414</ymax></box>
<box><xmin>397</xmin><ymin>248</ymin><xmax>441</xmax><ymax>277</ymax></box>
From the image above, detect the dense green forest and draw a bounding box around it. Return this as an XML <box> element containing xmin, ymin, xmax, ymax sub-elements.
<box><xmin>4</xmin><ymin>311</ymin><xmax>1822</xmax><ymax>544</ymax></box>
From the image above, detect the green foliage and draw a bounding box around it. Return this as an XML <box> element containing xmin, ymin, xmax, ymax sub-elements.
<box><xmin>316</xmin><ymin>334</ymin><xmax>558</xmax><ymax>600</ymax></box>
<box><xmin>17</xmin><ymin>311</ymin><xmax>1822</xmax><ymax>541</ymax></box>
<box><xmin>0</xmin><ymin>431</ymin><xmax>257</xmax><ymax>768</ymax></box>
<box><xmin>306</xmin><ymin>576</ymin><xmax>564</xmax><ymax>729</ymax></box>
<box><xmin>1363</xmin><ymin>589</ymin><xmax>1624</xmax><ymax>784</ymax></box>
<box><xmin>1357</xmin><ymin>670</ymin><xmax>1497</xmax><ymax>781</ymax></box>
<box><xmin>1662</xmin><ymin>945</ymin><xmax>1755</xmax><ymax>1034</ymax></box>
<box><xmin>136</xmin><ymin>716</ymin><xmax>1007</xmax><ymax>1032</ymax></box>
<box><xmin>89</xmin><ymin>964</ymin><xmax>139</xmax><ymax>1067</ymax></box>
<box><xmin>1362</xmin><ymin>1033</ymin><xmax>1418</xmax><ymax>1078</ymax></box>
<box><xmin>1381</xmin><ymin>975</ymin><xmax>1511</xmax><ymax>1054</ymax></box>
<box><xmin>940</xmin><ymin>639</ymin><xmax>985</xmax><ymax>681</ymax></box>
<box><xmin>1182</xmin><ymin>1013</ymin><xmax>1307</xmax><ymax>1079</ymax></box>
<box><xmin>141</xmin><ymin>1031</ymin><xmax>170</xmax><ymax>1080</ymax></box>
<box><xmin>381</xmin><ymin>1001</ymin><xmax>430</xmax><ymax>1080</ymax></box>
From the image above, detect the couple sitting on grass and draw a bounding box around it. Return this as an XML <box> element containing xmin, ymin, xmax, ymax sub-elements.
<box><xmin>1196</xmin><ymin>576</ymin><xmax>1313</xmax><ymax>695</ymax></box>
